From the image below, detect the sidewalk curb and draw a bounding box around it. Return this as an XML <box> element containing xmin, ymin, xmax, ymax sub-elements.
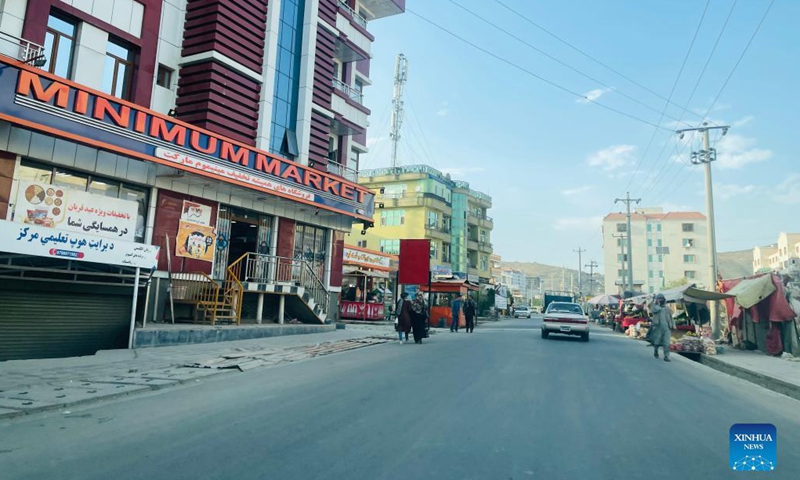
<box><xmin>699</xmin><ymin>355</ymin><xmax>800</xmax><ymax>402</ymax></box>
<box><xmin>0</xmin><ymin>370</ymin><xmax>234</xmax><ymax>421</ymax></box>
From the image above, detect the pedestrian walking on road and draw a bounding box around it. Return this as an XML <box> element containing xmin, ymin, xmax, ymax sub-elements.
<box><xmin>649</xmin><ymin>293</ymin><xmax>675</xmax><ymax>362</ymax></box>
<box><xmin>464</xmin><ymin>294</ymin><xmax>476</xmax><ymax>333</ymax></box>
<box><xmin>410</xmin><ymin>292</ymin><xmax>429</xmax><ymax>344</ymax></box>
<box><xmin>395</xmin><ymin>292</ymin><xmax>412</xmax><ymax>343</ymax></box>
<box><xmin>450</xmin><ymin>294</ymin><xmax>463</xmax><ymax>332</ymax></box>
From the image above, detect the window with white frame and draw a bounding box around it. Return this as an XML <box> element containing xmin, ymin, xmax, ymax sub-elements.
<box><xmin>380</xmin><ymin>209</ymin><xmax>405</xmax><ymax>226</ymax></box>
<box><xmin>430</xmin><ymin>241</ymin><xmax>438</xmax><ymax>260</ymax></box>
<box><xmin>379</xmin><ymin>239</ymin><xmax>399</xmax><ymax>254</ymax></box>
<box><xmin>683</xmin><ymin>254</ymin><xmax>696</xmax><ymax>263</ymax></box>
<box><xmin>427</xmin><ymin>211</ymin><xmax>439</xmax><ymax>228</ymax></box>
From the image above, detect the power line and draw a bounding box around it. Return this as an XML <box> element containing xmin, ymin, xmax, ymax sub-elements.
<box><xmin>406</xmin><ymin>9</ymin><xmax>672</xmax><ymax>131</ymax></box>
<box><xmin>445</xmin><ymin>0</ymin><xmax>694</xmax><ymax>128</ymax></box>
<box><xmin>624</xmin><ymin>0</ymin><xmax>711</xmax><ymax>191</ymax></box>
<box><xmin>633</xmin><ymin>0</ymin><xmax>738</xmax><ymax>199</ymax></box>
<box><xmin>494</xmin><ymin>0</ymin><xmax>709</xmax><ymax>120</ymax></box>
<box><xmin>699</xmin><ymin>0</ymin><xmax>775</xmax><ymax>121</ymax></box>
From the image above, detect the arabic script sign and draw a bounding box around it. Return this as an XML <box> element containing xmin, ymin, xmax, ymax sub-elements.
<box><xmin>0</xmin><ymin>219</ymin><xmax>159</xmax><ymax>269</ymax></box>
<box><xmin>14</xmin><ymin>181</ymin><xmax>138</xmax><ymax>241</ymax></box>
<box><xmin>175</xmin><ymin>220</ymin><xmax>216</xmax><ymax>263</ymax></box>
<box><xmin>343</xmin><ymin>247</ymin><xmax>392</xmax><ymax>269</ymax></box>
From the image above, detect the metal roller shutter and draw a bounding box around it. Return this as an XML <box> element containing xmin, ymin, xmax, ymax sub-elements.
<box><xmin>0</xmin><ymin>290</ymin><xmax>131</xmax><ymax>361</ymax></box>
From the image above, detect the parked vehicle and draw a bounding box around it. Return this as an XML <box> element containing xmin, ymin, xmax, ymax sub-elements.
<box><xmin>541</xmin><ymin>301</ymin><xmax>589</xmax><ymax>342</ymax></box>
<box><xmin>514</xmin><ymin>306</ymin><xmax>532</xmax><ymax>318</ymax></box>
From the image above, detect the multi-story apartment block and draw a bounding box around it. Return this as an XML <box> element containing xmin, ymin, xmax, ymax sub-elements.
<box><xmin>347</xmin><ymin>164</ymin><xmax>494</xmax><ymax>283</ymax></box>
<box><xmin>603</xmin><ymin>208</ymin><xmax>709</xmax><ymax>294</ymax></box>
<box><xmin>0</xmin><ymin>0</ymin><xmax>403</xmax><ymax>360</ymax></box>
<box><xmin>752</xmin><ymin>232</ymin><xmax>800</xmax><ymax>273</ymax></box>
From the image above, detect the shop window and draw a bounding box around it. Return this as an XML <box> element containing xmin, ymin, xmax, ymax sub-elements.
<box><xmin>102</xmin><ymin>37</ymin><xmax>135</xmax><ymax>100</ymax></box>
<box><xmin>53</xmin><ymin>169</ymin><xmax>88</xmax><ymax>190</ymax></box>
<box><xmin>44</xmin><ymin>13</ymin><xmax>77</xmax><ymax>79</ymax></box>
<box><xmin>88</xmin><ymin>178</ymin><xmax>120</xmax><ymax>198</ymax></box>
<box><xmin>17</xmin><ymin>160</ymin><xmax>149</xmax><ymax>243</ymax></box>
<box><xmin>16</xmin><ymin>162</ymin><xmax>53</xmax><ymax>183</ymax></box>
<box><xmin>156</xmin><ymin>64</ymin><xmax>173</xmax><ymax>88</ymax></box>
<box><xmin>293</xmin><ymin>223</ymin><xmax>327</xmax><ymax>277</ymax></box>
<box><xmin>380</xmin><ymin>239</ymin><xmax>399</xmax><ymax>255</ymax></box>
<box><xmin>616</xmin><ymin>223</ymin><xmax>626</xmax><ymax>232</ymax></box>
<box><xmin>683</xmin><ymin>254</ymin><xmax>696</xmax><ymax>263</ymax></box>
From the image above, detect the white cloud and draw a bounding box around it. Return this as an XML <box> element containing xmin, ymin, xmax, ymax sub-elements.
<box><xmin>561</xmin><ymin>185</ymin><xmax>593</xmax><ymax>196</ymax></box>
<box><xmin>577</xmin><ymin>88</ymin><xmax>611</xmax><ymax>103</ymax></box>
<box><xmin>587</xmin><ymin>144</ymin><xmax>637</xmax><ymax>171</ymax></box>
<box><xmin>732</xmin><ymin>116</ymin><xmax>754</xmax><ymax>128</ymax></box>
<box><xmin>437</xmin><ymin>101</ymin><xmax>449</xmax><ymax>117</ymax></box>
<box><xmin>715</xmin><ymin>134</ymin><xmax>772</xmax><ymax>169</ymax></box>
<box><xmin>715</xmin><ymin>183</ymin><xmax>756</xmax><ymax>200</ymax></box>
<box><xmin>773</xmin><ymin>174</ymin><xmax>800</xmax><ymax>205</ymax></box>
<box><xmin>552</xmin><ymin>216</ymin><xmax>603</xmax><ymax>232</ymax></box>
<box><xmin>440</xmin><ymin>166</ymin><xmax>486</xmax><ymax>178</ymax></box>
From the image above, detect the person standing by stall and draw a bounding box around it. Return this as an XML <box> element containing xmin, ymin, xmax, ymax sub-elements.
<box><xmin>464</xmin><ymin>294</ymin><xmax>477</xmax><ymax>333</ymax></box>
<box><xmin>649</xmin><ymin>293</ymin><xmax>675</xmax><ymax>362</ymax></box>
<box><xmin>450</xmin><ymin>294</ymin><xmax>463</xmax><ymax>332</ymax></box>
<box><xmin>395</xmin><ymin>293</ymin><xmax>412</xmax><ymax>343</ymax></box>
<box><xmin>411</xmin><ymin>292</ymin><xmax>429</xmax><ymax>344</ymax></box>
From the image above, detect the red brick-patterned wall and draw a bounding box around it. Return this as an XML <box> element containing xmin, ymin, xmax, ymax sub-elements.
<box><xmin>309</xmin><ymin>110</ymin><xmax>332</xmax><ymax>171</ymax></box>
<box><xmin>175</xmin><ymin>61</ymin><xmax>261</xmax><ymax>145</ymax></box>
<box><xmin>182</xmin><ymin>0</ymin><xmax>268</xmax><ymax>73</ymax></box>
<box><xmin>318</xmin><ymin>0</ymin><xmax>337</xmax><ymax>25</ymax></box>
<box><xmin>152</xmin><ymin>190</ymin><xmax>218</xmax><ymax>274</ymax></box>
<box><xmin>329</xmin><ymin>231</ymin><xmax>345</xmax><ymax>288</ymax></box>
<box><xmin>276</xmin><ymin>217</ymin><xmax>296</xmax><ymax>259</ymax></box>
<box><xmin>0</xmin><ymin>152</ymin><xmax>15</xmax><ymax>220</ymax></box>
<box><xmin>312</xmin><ymin>25</ymin><xmax>335</xmax><ymax>110</ymax></box>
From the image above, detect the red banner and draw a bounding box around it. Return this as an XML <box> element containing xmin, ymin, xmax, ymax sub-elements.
<box><xmin>398</xmin><ymin>239</ymin><xmax>430</xmax><ymax>285</ymax></box>
<box><xmin>339</xmin><ymin>301</ymin><xmax>385</xmax><ymax>321</ymax></box>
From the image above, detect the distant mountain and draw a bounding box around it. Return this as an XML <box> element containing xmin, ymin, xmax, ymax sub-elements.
<box><xmin>718</xmin><ymin>249</ymin><xmax>753</xmax><ymax>279</ymax></box>
<box><xmin>499</xmin><ymin>261</ymin><xmax>605</xmax><ymax>295</ymax></box>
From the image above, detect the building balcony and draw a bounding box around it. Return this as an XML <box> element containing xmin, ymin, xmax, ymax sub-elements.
<box><xmin>478</xmin><ymin>241</ymin><xmax>493</xmax><ymax>254</ymax></box>
<box><xmin>0</xmin><ymin>31</ymin><xmax>45</xmax><ymax>65</ymax></box>
<box><xmin>468</xmin><ymin>212</ymin><xmax>493</xmax><ymax>229</ymax></box>
<box><xmin>338</xmin><ymin>0</ymin><xmax>368</xmax><ymax>28</ymax></box>
<box><xmin>468</xmin><ymin>239</ymin><xmax>479</xmax><ymax>250</ymax></box>
<box><xmin>327</xmin><ymin>161</ymin><xmax>358</xmax><ymax>183</ymax></box>
<box><xmin>425</xmin><ymin>223</ymin><xmax>451</xmax><ymax>241</ymax></box>
<box><xmin>379</xmin><ymin>192</ymin><xmax>450</xmax><ymax>211</ymax></box>
<box><xmin>333</xmin><ymin>78</ymin><xmax>364</xmax><ymax>105</ymax></box>
<box><xmin>360</xmin><ymin>0</ymin><xmax>405</xmax><ymax>20</ymax></box>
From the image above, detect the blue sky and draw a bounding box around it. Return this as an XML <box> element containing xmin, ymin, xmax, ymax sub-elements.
<box><xmin>360</xmin><ymin>0</ymin><xmax>798</xmax><ymax>272</ymax></box>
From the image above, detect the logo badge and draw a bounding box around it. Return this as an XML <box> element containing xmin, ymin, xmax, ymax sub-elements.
<box><xmin>730</xmin><ymin>424</ymin><xmax>777</xmax><ymax>471</ymax></box>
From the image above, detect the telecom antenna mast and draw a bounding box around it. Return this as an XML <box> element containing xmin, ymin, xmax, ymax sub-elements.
<box><xmin>390</xmin><ymin>53</ymin><xmax>408</xmax><ymax>169</ymax></box>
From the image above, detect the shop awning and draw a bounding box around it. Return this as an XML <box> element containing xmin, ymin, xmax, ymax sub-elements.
<box><xmin>343</xmin><ymin>268</ymin><xmax>391</xmax><ymax>279</ymax></box>
<box><xmin>628</xmin><ymin>284</ymin><xmax>732</xmax><ymax>305</ymax></box>
<box><xmin>683</xmin><ymin>286</ymin><xmax>733</xmax><ymax>303</ymax></box>
<box><xmin>725</xmin><ymin>274</ymin><xmax>775</xmax><ymax>308</ymax></box>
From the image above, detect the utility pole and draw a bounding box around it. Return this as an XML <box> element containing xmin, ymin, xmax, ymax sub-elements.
<box><xmin>676</xmin><ymin>122</ymin><xmax>730</xmax><ymax>339</ymax></box>
<box><xmin>613</xmin><ymin>234</ymin><xmax>627</xmax><ymax>296</ymax></box>
<box><xmin>615</xmin><ymin>192</ymin><xmax>641</xmax><ymax>295</ymax></box>
<box><xmin>561</xmin><ymin>267</ymin><xmax>565</xmax><ymax>292</ymax></box>
<box><xmin>585</xmin><ymin>260</ymin><xmax>598</xmax><ymax>296</ymax></box>
<box><xmin>574</xmin><ymin>247</ymin><xmax>585</xmax><ymax>301</ymax></box>
<box><xmin>389</xmin><ymin>53</ymin><xmax>408</xmax><ymax>169</ymax></box>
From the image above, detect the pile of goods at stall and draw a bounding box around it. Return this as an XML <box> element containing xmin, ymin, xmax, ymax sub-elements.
<box><xmin>669</xmin><ymin>331</ymin><xmax>718</xmax><ymax>355</ymax></box>
<box><xmin>625</xmin><ymin>321</ymin><xmax>650</xmax><ymax>340</ymax></box>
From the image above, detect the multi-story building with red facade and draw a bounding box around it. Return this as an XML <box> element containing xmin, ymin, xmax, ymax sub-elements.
<box><xmin>0</xmin><ymin>0</ymin><xmax>404</xmax><ymax>360</ymax></box>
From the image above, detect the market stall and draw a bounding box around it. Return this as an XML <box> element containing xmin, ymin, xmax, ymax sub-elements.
<box><xmin>340</xmin><ymin>246</ymin><xmax>397</xmax><ymax>321</ymax></box>
<box><xmin>420</xmin><ymin>278</ymin><xmax>480</xmax><ymax>329</ymax></box>
<box><xmin>721</xmin><ymin>273</ymin><xmax>800</xmax><ymax>356</ymax></box>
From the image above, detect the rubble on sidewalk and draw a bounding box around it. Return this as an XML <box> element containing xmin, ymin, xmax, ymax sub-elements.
<box><xmin>183</xmin><ymin>336</ymin><xmax>392</xmax><ymax>371</ymax></box>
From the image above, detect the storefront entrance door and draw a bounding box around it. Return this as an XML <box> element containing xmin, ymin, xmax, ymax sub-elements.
<box><xmin>228</xmin><ymin>216</ymin><xmax>258</xmax><ymax>265</ymax></box>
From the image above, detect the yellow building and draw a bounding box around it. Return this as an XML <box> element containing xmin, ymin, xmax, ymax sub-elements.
<box><xmin>346</xmin><ymin>165</ymin><xmax>494</xmax><ymax>283</ymax></box>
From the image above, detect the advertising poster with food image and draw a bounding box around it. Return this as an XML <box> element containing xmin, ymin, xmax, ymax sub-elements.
<box><xmin>175</xmin><ymin>220</ymin><xmax>216</xmax><ymax>262</ymax></box>
<box><xmin>180</xmin><ymin>200</ymin><xmax>212</xmax><ymax>226</ymax></box>
<box><xmin>14</xmin><ymin>180</ymin><xmax>138</xmax><ymax>241</ymax></box>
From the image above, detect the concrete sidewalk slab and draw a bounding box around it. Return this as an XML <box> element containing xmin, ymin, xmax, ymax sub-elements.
<box><xmin>0</xmin><ymin>326</ymin><xmax>390</xmax><ymax>420</ymax></box>
<box><xmin>699</xmin><ymin>349</ymin><xmax>800</xmax><ymax>402</ymax></box>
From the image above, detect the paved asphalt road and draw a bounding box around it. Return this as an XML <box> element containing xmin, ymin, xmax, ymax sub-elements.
<box><xmin>2</xmin><ymin>318</ymin><xmax>799</xmax><ymax>479</ymax></box>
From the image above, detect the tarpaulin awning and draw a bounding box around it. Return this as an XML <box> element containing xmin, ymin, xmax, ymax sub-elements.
<box><xmin>725</xmin><ymin>274</ymin><xmax>775</xmax><ymax>308</ymax></box>
<box><xmin>588</xmin><ymin>294</ymin><xmax>620</xmax><ymax>306</ymax></box>
<box><xmin>683</xmin><ymin>286</ymin><xmax>733</xmax><ymax>304</ymax></box>
<box><xmin>343</xmin><ymin>268</ymin><xmax>391</xmax><ymax>279</ymax></box>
